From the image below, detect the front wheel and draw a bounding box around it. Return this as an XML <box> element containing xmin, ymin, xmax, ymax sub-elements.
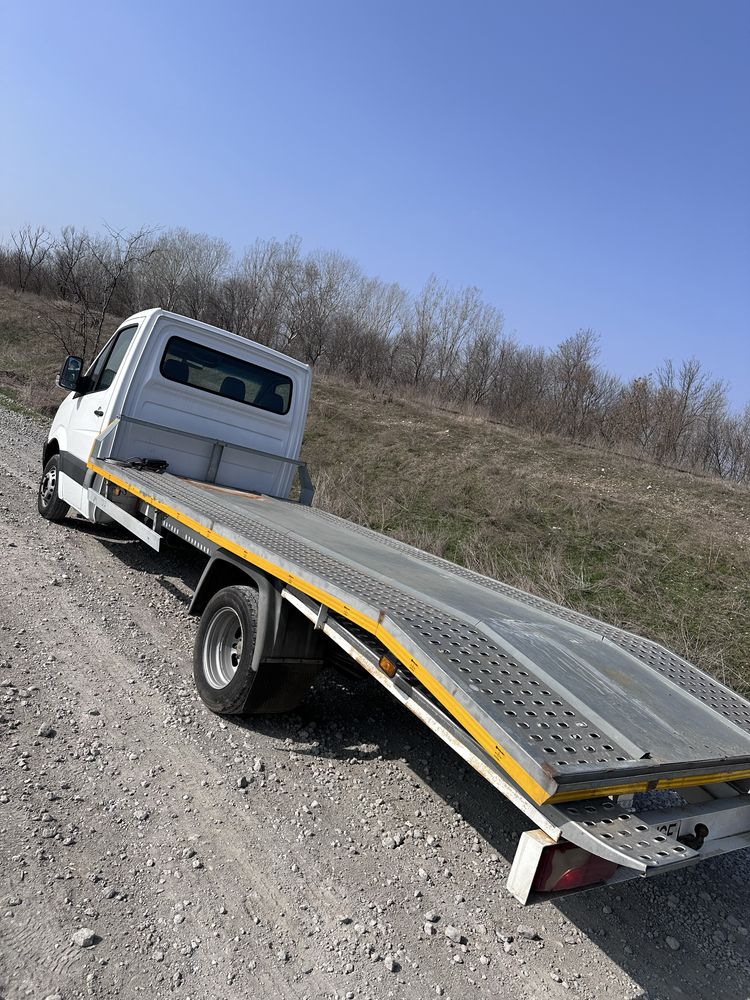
<box><xmin>38</xmin><ymin>455</ymin><xmax>70</xmax><ymax>522</ymax></box>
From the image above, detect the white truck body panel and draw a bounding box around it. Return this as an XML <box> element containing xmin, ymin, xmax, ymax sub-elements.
<box><xmin>47</xmin><ymin>309</ymin><xmax>312</xmax><ymax>514</ymax></box>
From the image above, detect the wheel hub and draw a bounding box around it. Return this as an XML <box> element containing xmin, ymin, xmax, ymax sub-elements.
<box><xmin>202</xmin><ymin>607</ymin><xmax>243</xmax><ymax>689</ymax></box>
<box><xmin>40</xmin><ymin>467</ymin><xmax>57</xmax><ymax>506</ymax></box>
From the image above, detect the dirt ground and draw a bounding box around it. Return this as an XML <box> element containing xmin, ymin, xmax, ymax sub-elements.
<box><xmin>1</xmin><ymin>403</ymin><xmax>750</xmax><ymax>1000</ymax></box>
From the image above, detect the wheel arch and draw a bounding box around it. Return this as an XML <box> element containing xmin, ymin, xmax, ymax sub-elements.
<box><xmin>190</xmin><ymin>550</ymin><xmax>323</xmax><ymax>666</ymax></box>
<box><xmin>43</xmin><ymin>425</ymin><xmax>71</xmax><ymax>468</ymax></box>
<box><xmin>191</xmin><ymin>553</ymin><xmax>274</xmax><ymax>670</ymax></box>
<box><xmin>43</xmin><ymin>438</ymin><xmax>61</xmax><ymax>468</ymax></box>
<box><xmin>190</xmin><ymin>552</ymin><xmax>276</xmax><ymax>618</ymax></box>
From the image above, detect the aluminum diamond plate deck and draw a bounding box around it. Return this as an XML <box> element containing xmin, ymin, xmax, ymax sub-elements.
<box><xmin>91</xmin><ymin>460</ymin><xmax>750</xmax><ymax>803</ymax></box>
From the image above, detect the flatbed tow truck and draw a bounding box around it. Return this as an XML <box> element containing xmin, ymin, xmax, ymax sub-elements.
<box><xmin>39</xmin><ymin>309</ymin><xmax>750</xmax><ymax>903</ymax></box>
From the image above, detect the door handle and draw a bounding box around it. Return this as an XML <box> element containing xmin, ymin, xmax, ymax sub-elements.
<box><xmin>94</xmin><ymin>408</ymin><xmax>104</xmax><ymax>417</ymax></box>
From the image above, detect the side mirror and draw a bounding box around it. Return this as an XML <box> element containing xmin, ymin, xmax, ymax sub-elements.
<box><xmin>57</xmin><ymin>355</ymin><xmax>84</xmax><ymax>391</ymax></box>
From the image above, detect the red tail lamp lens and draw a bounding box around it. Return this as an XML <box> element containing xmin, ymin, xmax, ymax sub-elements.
<box><xmin>532</xmin><ymin>842</ymin><xmax>619</xmax><ymax>893</ymax></box>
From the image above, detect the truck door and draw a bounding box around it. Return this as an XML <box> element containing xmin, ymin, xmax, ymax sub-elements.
<box><xmin>60</xmin><ymin>324</ymin><xmax>139</xmax><ymax>509</ymax></box>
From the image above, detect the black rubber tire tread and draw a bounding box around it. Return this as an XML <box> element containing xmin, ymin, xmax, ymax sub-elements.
<box><xmin>193</xmin><ymin>585</ymin><xmax>260</xmax><ymax>715</ymax></box>
<box><xmin>38</xmin><ymin>455</ymin><xmax>70</xmax><ymax>522</ymax></box>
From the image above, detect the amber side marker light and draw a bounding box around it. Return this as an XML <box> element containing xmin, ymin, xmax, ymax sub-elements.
<box><xmin>532</xmin><ymin>841</ymin><xmax>619</xmax><ymax>894</ymax></box>
<box><xmin>378</xmin><ymin>656</ymin><xmax>397</xmax><ymax>678</ymax></box>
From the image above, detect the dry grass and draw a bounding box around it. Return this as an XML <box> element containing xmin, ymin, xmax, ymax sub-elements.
<box><xmin>0</xmin><ymin>286</ymin><xmax>121</xmax><ymax>414</ymax></box>
<box><xmin>305</xmin><ymin>378</ymin><xmax>750</xmax><ymax>696</ymax></box>
<box><xmin>1</xmin><ymin>287</ymin><xmax>748</xmax><ymax>694</ymax></box>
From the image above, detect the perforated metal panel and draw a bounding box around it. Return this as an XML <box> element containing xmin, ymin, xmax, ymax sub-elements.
<box><xmin>395</xmin><ymin>612</ymin><xmax>631</xmax><ymax>768</ymax></box>
<box><xmin>94</xmin><ymin>460</ymin><xmax>750</xmax><ymax>799</ymax></box>
<box><xmin>339</xmin><ymin>611</ymin><xmax>626</xmax><ymax>768</ymax></box>
<box><xmin>109</xmin><ymin>467</ymin><xmax>636</xmax><ymax>777</ymax></box>
<box><xmin>557</xmin><ymin>798</ymin><xmax>699</xmax><ymax>869</ymax></box>
<box><xmin>323</xmin><ymin>608</ymin><xmax>744</xmax><ymax>876</ymax></box>
<box><xmin>307</xmin><ymin>507</ymin><xmax>750</xmax><ymax>736</ymax></box>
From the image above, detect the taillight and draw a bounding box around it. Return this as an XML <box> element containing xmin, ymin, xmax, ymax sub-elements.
<box><xmin>531</xmin><ymin>841</ymin><xmax>619</xmax><ymax>893</ymax></box>
<box><xmin>378</xmin><ymin>655</ymin><xmax>397</xmax><ymax>678</ymax></box>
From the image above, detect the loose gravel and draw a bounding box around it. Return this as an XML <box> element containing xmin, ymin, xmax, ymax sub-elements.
<box><xmin>1</xmin><ymin>404</ymin><xmax>749</xmax><ymax>1000</ymax></box>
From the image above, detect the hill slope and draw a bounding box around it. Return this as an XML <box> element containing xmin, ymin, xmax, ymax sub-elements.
<box><xmin>2</xmin><ymin>286</ymin><xmax>748</xmax><ymax>693</ymax></box>
<box><xmin>303</xmin><ymin>381</ymin><xmax>749</xmax><ymax>694</ymax></box>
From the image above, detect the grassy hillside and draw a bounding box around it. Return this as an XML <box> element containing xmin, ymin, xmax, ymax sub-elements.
<box><xmin>304</xmin><ymin>381</ymin><xmax>749</xmax><ymax>693</ymax></box>
<box><xmin>2</xmin><ymin>286</ymin><xmax>748</xmax><ymax>694</ymax></box>
<box><xmin>0</xmin><ymin>286</ymin><xmax>91</xmax><ymax>414</ymax></box>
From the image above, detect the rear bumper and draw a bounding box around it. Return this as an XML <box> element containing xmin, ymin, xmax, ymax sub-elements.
<box><xmin>509</xmin><ymin>781</ymin><xmax>750</xmax><ymax>903</ymax></box>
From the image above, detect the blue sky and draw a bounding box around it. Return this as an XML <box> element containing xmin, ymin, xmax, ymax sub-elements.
<box><xmin>1</xmin><ymin>1</ymin><xmax>748</xmax><ymax>406</ymax></box>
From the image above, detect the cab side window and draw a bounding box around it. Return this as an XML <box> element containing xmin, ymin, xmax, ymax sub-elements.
<box><xmin>86</xmin><ymin>325</ymin><xmax>138</xmax><ymax>393</ymax></box>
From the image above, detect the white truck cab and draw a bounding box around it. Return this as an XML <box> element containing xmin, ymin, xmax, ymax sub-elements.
<box><xmin>43</xmin><ymin>309</ymin><xmax>312</xmax><ymax>519</ymax></box>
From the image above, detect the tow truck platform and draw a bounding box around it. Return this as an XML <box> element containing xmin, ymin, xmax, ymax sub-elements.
<box><xmin>85</xmin><ymin>418</ymin><xmax>750</xmax><ymax>901</ymax></box>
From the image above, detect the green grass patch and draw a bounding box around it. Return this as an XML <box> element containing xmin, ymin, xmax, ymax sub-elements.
<box><xmin>0</xmin><ymin>387</ymin><xmax>37</xmax><ymax>417</ymax></box>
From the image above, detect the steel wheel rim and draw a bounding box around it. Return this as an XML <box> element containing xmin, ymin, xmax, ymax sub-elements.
<box><xmin>203</xmin><ymin>607</ymin><xmax>243</xmax><ymax>689</ymax></box>
<box><xmin>40</xmin><ymin>466</ymin><xmax>57</xmax><ymax>507</ymax></box>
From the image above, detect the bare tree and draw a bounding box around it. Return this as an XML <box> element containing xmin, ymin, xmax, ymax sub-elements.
<box><xmin>138</xmin><ymin>229</ymin><xmax>192</xmax><ymax>310</ymax></box>
<box><xmin>49</xmin><ymin>224</ymin><xmax>156</xmax><ymax>358</ymax></box>
<box><xmin>235</xmin><ymin>237</ymin><xmax>301</xmax><ymax>346</ymax></box>
<box><xmin>285</xmin><ymin>251</ymin><xmax>360</xmax><ymax>365</ymax></box>
<box><xmin>320</xmin><ymin>276</ymin><xmax>405</xmax><ymax>384</ymax></box>
<box><xmin>52</xmin><ymin>226</ymin><xmax>89</xmax><ymax>302</ymax></box>
<box><xmin>1</xmin><ymin>219</ymin><xmax>748</xmax><ymax>484</ymax></box>
<box><xmin>615</xmin><ymin>376</ymin><xmax>657</xmax><ymax>451</ymax></box>
<box><xmin>652</xmin><ymin>358</ymin><xmax>727</xmax><ymax>465</ymax></box>
<box><xmin>432</xmin><ymin>286</ymin><xmax>481</xmax><ymax>395</ymax></box>
<box><xmin>181</xmin><ymin>232</ymin><xmax>231</xmax><ymax>321</ymax></box>
<box><xmin>458</xmin><ymin>307</ymin><xmax>507</xmax><ymax>406</ymax></box>
<box><xmin>10</xmin><ymin>225</ymin><xmax>52</xmax><ymax>292</ymax></box>
<box><xmin>549</xmin><ymin>329</ymin><xmax>605</xmax><ymax>439</ymax></box>
<box><xmin>90</xmin><ymin>225</ymin><xmax>157</xmax><ymax>339</ymax></box>
<box><xmin>498</xmin><ymin>344</ymin><xmax>553</xmax><ymax>430</ymax></box>
<box><xmin>397</xmin><ymin>275</ymin><xmax>443</xmax><ymax>387</ymax></box>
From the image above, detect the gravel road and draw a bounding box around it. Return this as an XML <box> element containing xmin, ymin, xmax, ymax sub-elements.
<box><xmin>1</xmin><ymin>404</ymin><xmax>749</xmax><ymax>1000</ymax></box>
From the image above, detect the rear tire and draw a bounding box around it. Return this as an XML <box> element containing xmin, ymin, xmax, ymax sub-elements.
<box><xmin>193</xmin><ymin>585</ymin><xmax>318</xmax><ymax>716</ymax></box>
<box><xmin>38</xmin><ymin>455</ymin><xmax>70</xmax><ymax>522</ymax></box>
<box><xmin>194</xmin><ymin>585</ymin><xmax>259</xmax><ymax>715</ymax></box>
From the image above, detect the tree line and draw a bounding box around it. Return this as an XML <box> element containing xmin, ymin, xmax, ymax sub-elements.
<box><xmin>2</xmin><ymin>222</ymin><xmax>748</xmax><ymax>483</ymax></box>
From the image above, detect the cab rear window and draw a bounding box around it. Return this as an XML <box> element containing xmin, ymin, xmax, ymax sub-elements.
<box><xmin>160</xmin><ymin>336</ymin><xmax>292</xmax><ymax>415</ymax></box>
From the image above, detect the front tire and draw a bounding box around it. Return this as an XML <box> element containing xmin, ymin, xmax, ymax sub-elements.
<box><xmin>38</xmin><ymin>455</ymin><xmax>70</xmax><ymax>522</ymax></box>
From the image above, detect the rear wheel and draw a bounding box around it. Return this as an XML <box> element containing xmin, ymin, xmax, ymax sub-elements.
<box><xmin>194</xmin><ymin>586</ymin><xmax>258</xmax><ymax>714</ymax></box>
<box><xmin>38</xmin><ymin>455</ymin><xmax>70</xmax><ymax>522</ymax></box>
<box><xmin>193</xmin><ymin>585</ymin><xmax>317</xmax><ymax>715</ymax></box>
